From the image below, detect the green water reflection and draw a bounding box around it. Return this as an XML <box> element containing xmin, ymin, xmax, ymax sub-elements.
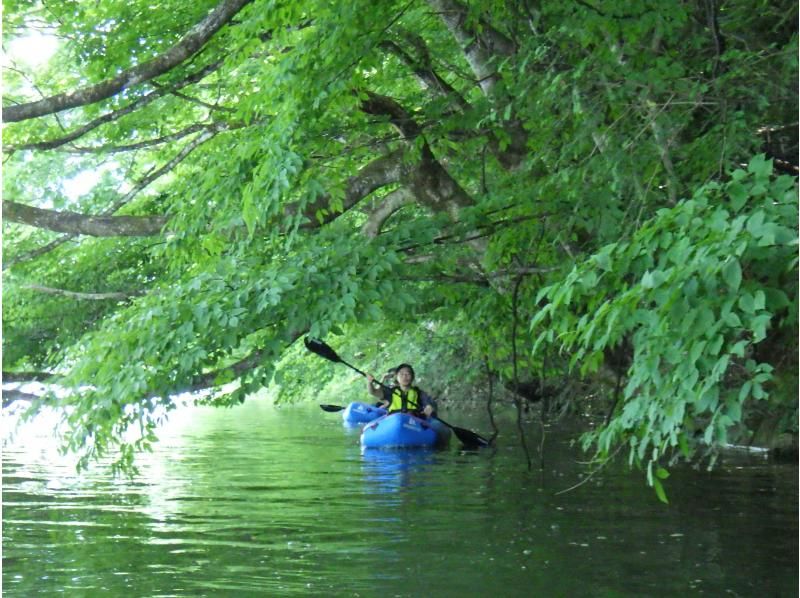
<box><xmin>2</xmin><ymin>399</ymin><xmax>797</xmax><ymax>596</ymax></box>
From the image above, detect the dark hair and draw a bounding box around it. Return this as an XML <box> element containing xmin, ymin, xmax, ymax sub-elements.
<box><xmin>394</xmin><ymin>363</ymin><xmax>415</xmax><ymax>381</ymax></box>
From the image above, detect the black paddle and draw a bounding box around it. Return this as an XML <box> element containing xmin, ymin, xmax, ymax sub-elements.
<box><xmin>304</xmin><ymin>337</ymin><xmax>491</xmax><ymax>448</ymax></box>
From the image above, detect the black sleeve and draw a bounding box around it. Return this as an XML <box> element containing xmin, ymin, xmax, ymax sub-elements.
<box><xmin>419</xmin><ymin>388</ymin><xmax>437</xmax><ymax>412</ymax></box>
<box><xmin>381</xmin><ymin>385</ymin><xmax>393</xmax><ymax>402</ymax></box>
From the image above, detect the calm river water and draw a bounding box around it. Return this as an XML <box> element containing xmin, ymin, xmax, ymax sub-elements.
<box><xmin>2</xmin><ymin>399</ymin><xmax>797</xmax><ymax>596</ymax></box>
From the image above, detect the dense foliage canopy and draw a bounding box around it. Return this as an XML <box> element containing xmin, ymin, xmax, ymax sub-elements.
<box><xmin>3</xmin><ymin>0</ymin><xmax>797</xmax><ymax>489</ymax></box>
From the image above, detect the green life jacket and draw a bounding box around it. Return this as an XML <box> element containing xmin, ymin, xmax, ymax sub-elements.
<box><xmin>387</xmin><ymin>386</ymin><xmax>421</xmax><ymax>413</ymax></box>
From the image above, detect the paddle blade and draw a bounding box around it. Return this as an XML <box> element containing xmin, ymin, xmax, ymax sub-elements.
<box><xmin>435</xmin><ymin>416</ymin><xmax>491</xmax><ymax>449</ymax></box>
<box><xmin>452</xmin><ymin>426</ymin><xmax>491</xmax><ymax>449</ymax></box>
<box><xmin>319</xmin><ymin>404</ymin><xmax>346</xmax><ymax>412</ymax></box>
<box><xmin>304</xmin><ymin>337</ymin><xmax>342</xmax><ymax>363</ymax></box>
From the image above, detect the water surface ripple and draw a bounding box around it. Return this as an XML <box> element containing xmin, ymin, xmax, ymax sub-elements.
<box><xmin>3</xmin><ymin>400</ymin><xmax>797</xmax><ymax>596</ymax></box>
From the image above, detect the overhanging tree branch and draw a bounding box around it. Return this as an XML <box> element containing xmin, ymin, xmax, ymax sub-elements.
<box><xmin>2</xmin><ymin>371</ymin><xmax>58</xmax><ymax>383</ymax></box>
<box><xmin>4</xmin><ymin>59</ymin><xmax>226</xmax><ymax>152</ymax></box>
<box><xmin>359</xmin><ymin>91</ymin><xmax>423</xmax><ymax>139</ymax></box>
<box><xmin>355</xmin><ymin>92</ymin><xmax>482</xmax><ymax>239</ymax></box>
<box><xmin>399</xmin><ymin>265</ymin><xmax>557</xmax><ymax>284</ymax></box>
<box><xmin>2</xmin><ymin>0</ymin><xmax>253</xmax><ymax>123</ymax></box>
<box><xmin>4</xmin><ymin>126</ymin><xmax>223</xmax><ymax>268</ymax></box>
<box><xmin>3</xmin><ymin>201</ymin><xmax>168</xmax><ymax>236</ymax></box>
<box><xmin>153</xmin><ymin>84</ymin><xmax>237</xmax><ymax>114</ymax></box>
<box><xmin>291</xmin><ymin>148</ymin><xmax>414</xmax><ymax>228</ymax></box>
<box><xmin>410</xmin><ymin>144</ymin><xmax>476</xmax><ymax>213</ymax></box>
<box><xmin>55</xmin><ymin>122</ymin><xmax>223</xmax><ymax>154</ymax></box>
<box><xmin>380</xmin><ymin>33</ymin><xmax>471</xmax><ymax>111</ymax></box>
<box><xmin>3</xmin><ymin>388</ymin><xmax>42</xmax><ymax>407</ymax></box>
<box><xmin>152</xmin><ymin>330</ymin><xmax>305</xmax><ymax>399</ymax></box>
<box><xmin>105</xmin><ymin>126</ymin><xmax>225</xmax><ymax>215</ymax></box>
<box><xmin>361</xmin><ymin>186</ymin><xmax>416</xmax><ymax>237</ymax></box>
<box><xmin>22</xmin><ymin>284</ymin><xmax>142</xmax><ymax>301</ymax></box>
<box><xmin>6</xmin><ymin>144</ymin><xmax>405</xmax><ymax>267</ymax></box>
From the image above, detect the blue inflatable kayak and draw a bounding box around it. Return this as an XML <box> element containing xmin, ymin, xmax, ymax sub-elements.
<box><xmin>342</xmin><ymin>401</ymin><xmax>387</xmax><ymax>425</ymax></box>
<box><xmin>360</xmin><ymin>412</ymin><xmax>451</xmax><ymax>448</ymax></box>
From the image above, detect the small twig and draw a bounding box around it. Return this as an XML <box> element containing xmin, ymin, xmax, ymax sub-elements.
<box><xmin>151</xmin><ymin>82</ymin><xmax>236</xmax><ymax>114</ymax></box>
<box><xmin>604</xmin><ymin>369</ymin><xmax>624</xmax><ymax>426</ymax></box>
<box><xmin>554</xmin><ymin>444</ymin><xmax>625</xmax><ymax>496</ymax></box>
<box><xmin>704</xmin><ymin>0</ymin><xmax>726</xmax><ymax>78</ymax></box>
<box><xmin>58</xmin><ymin>122</ymin><xmax>231</xmax><ymax>154</ymax></box>
<box><xmin>511</xmin><ymin>273</ymin><xmax>532</xmax><ymax>471</ymax></box>
<box><xmin>484</xmin><ymin>356</ymin><xmax>499</xmax><ymax>444</ymax></box>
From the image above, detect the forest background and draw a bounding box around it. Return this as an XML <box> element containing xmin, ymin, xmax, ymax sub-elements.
<box><xmin>2</xmin><ymin>0</ymin><xmax>797</xmax><ymax>493</ymax></box>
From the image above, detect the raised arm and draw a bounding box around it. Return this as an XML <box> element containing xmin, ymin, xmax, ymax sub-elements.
<box><xmin>366</xmin><ymin>374</ymin><xmax>385</xmax><ymax>400</ymax></box>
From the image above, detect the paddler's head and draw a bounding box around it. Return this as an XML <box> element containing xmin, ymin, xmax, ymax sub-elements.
<box><xmin>394</xmin><ymin>364</ymin><xmax>415</xmax><ymax>390</ymax></box>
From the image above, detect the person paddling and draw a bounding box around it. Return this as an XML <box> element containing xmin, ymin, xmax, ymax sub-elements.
<box><xmin>366</xmin><ymin>363</ymin><xmax>437</xmax><ymax>418</ymax></box>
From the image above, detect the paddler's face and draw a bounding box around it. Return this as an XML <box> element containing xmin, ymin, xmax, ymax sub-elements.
<box><xmin>396</xmin><ymin>367</ymin><xmax>413</xmax><ymax>388</ymax></box>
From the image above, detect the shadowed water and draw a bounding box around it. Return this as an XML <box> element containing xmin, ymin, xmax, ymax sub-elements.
<box><xmin>2</xmin><ymin>399</ymin><xmax>797</xmax><ymax>596</ymax></box>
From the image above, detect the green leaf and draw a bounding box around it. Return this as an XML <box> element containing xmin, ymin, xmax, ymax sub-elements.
<box><xmin>708</xmin><ymin>335</ymin><xmax>724</xmax><ymax>356</ymax></box>
<box><xmin>653</xmin><ymin>477</ymin><xmax>669</xmax><ymax>504</ymax></box>
<box><xmin>678</xmin><ymin>433</ymin><xmax>690</xmax><ymax>459</ymax></box>
<box><xmin>728</xmin><ymin>181</ymin><xmax>748</xmax><ymax>211</ymax></box>
<box><xmin>738</xmin><ymin>380</ymin><xmax>752</xmax><ymax>402</ymax></box>
<box><xmin>689</xmin><ymin>340</ymin><xmax>707</xmax><ymax>363</ymax></box>
<box><xmin>242</xmin><ymin>191</ymin><xmax>259</xmax><ymax>237</ymax></box>
<box><xmin>747</xmin><ymin>154</ymin><xmax>773</xmax><ymax>179</ymax></box>
<box><xmin>763</xmin><ymin>288</ymin><xmax>790</xmax><ymax>311</ymax></box>
<box><xmin>593</xmin><ymin>250</ymin><xmax>612</xmax><ymax>272</ymax></box>
<box><xmin>746</xmin><ymin>210</ymin><xmax>766</xmax><ymax>238</ymax></box>
<box><xmin>725</xmin><ymin>396</ymin><xmax>742</xmax><ymax>421</ymax></box>
<box><xmin>580</xmin><ymin>270</ymin><xmax>598</xmax><ymax>289</ymax></box>
<box><xmin>730</xmin><ymin>340</ymin><xmax>748</xmax><ymax>357</ymax></box>
<box><xmin>750</xmin><ymin>313</ymin><xmax>771</xmax><ymax>342</ymax></box>
<box><xmin>695</xmin><ymin>307</ymin><xmax>715</xmax><ymax>333</ymax></box>
<box><xmin>753</xmin><ymin>290</ymin><xmax>766</xmax><ymax>311</ymax></box>
<box><xmin>723</xmin><ymin>311</ymin><xmax>742</xmax><ymax>327</ymax></box>
<box><xmin>738</xmin><ymin>292</ymin><xmax>755</xmax><ymax>314</ymax></box>
<box><xmin>730</xmin><ymin>168</ymin><xmax>748</xmax><ymax>182</ymax></box>
<box><xmin>721</xmin><ymin>259</ymin><xmax>742</xmax><ymax>291</ymax></box>
<box><xmin>641</xmin><ymin>270</ymin><xmax>665</xmax><ymax>289</ymax></box>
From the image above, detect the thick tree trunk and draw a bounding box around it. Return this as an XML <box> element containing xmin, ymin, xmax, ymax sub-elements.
<box><xmin>427</xmin><ymin>0</ymin><xmax>515</xmax><ymax>96</ymax></box>
<box><xmin>427</xmin><ymin>0</ymin><xmax>528</xmax><ymax>168</ymax></box>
